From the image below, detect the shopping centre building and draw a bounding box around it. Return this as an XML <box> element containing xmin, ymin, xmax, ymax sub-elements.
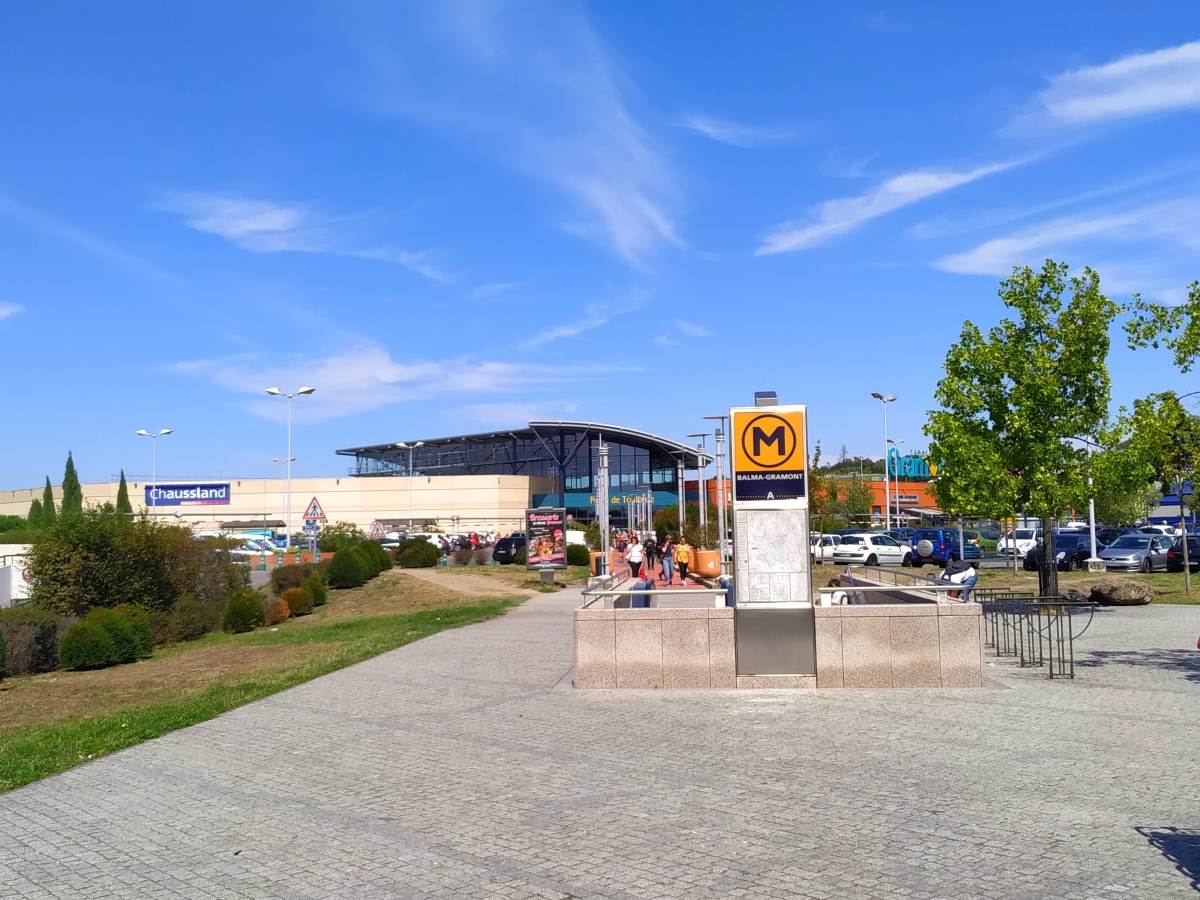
<box><xmin>0</xmin><ymin>421</ymin><xmax>711</xmax><ymax>537</ymax></box>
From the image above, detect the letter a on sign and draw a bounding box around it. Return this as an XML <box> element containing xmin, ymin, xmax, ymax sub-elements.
<box><xmin>303</xmin><ymin>497</ymin><xmax>327</xmax><ymax>521</ymax></box>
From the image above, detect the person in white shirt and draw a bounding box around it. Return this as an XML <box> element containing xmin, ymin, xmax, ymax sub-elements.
<box><xmin>625</xmin><ymin>540</ymin><xmax>644</xmax><ymax>579</ymax></box>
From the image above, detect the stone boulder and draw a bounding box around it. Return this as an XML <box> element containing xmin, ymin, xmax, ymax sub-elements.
<box><xmin>1089</xmin><ymin>576</ymin><xmax>1154</xmax><ymax>606</ymax></box>
<box><xmin>1058</xmin><ymin>587</ymin><xmax>1090</xmax><ymax>604</ymax></box>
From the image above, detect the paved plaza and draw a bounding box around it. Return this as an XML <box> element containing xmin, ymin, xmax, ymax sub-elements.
<box><xmin>1</xmin><ymin>589</ymin><xmax>1198</xmax><ymax>899</ymax></box>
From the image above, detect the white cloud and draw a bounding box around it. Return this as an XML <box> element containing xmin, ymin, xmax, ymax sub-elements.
<box><xmin>171</xmin><ymin>343</ymin><xmax>615</xmax><ymax>421</ymax></box>
<box><xmin>159</xmin><ymin>193</ymin><xmax>451</xmax><ymax>282</ymax></box>
<box><xmin>524</xmin><ymin>292</ymin><xmax>645</xmax><ymax>347</ymax></box>
<box><xmin>1026</xmin><ymin>40</ymin><xmax>1200</xmax><ymax>128</ymax></box>
<box><xmin>367</xmin><ymin>3</ymin><xmax>678</xmax><ymax>266</ymax></box>
<box><xmin>935</xmin><ymin>195</ymin><xmax>1200</xmax><ymax>289</ymax></box>
<box><xmin>454</xmin><ymin>400</ymin><xmax>582</xmax><ymax>426</ymax></box>
<box><xmin>466</xmin><ymin>281</ymin><xmax>521</xmax><ymax>300</ymax></box>
<box><xmin>757</xmin><ymin>162</ymin><xmax>1013</xmax><ymax>254</ymax></box>
<box><xmin>675</xmin><ymin>115</ymin><xmax>800</xmax><ymax>148</ymax></box>
<box><xmin>0</xmin><ymin>302</ymin><xmax>22</xmax><ymax>321</ymax></box>
<box><xmin>676</xmin><ymin>319</ymin><xmax>709</xmax><ymax>337</ymax></box>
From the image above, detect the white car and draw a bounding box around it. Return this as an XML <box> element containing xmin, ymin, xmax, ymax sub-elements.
<box><xmin>831</xmin><ymin>533</ymin><xmax>911</xmax><ymax>567</ymax></box>
<box><xmin>810</xmin><ymin>534</ymin><xmax>844</xmax><ymax>564</ymax></box>
<box><xmin>998</xmin><ymin>528</ymin><xmax>1042</xmax><ymax>558</ymax></box>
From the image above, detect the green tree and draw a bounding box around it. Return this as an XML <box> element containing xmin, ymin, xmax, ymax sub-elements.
<box><xmin>1125</xmin><ymin>280</ymin><xmax>1200</xmax><ymax>371</ymax></box>
<box><xmin>41</xmin><ymin>477</ymin><xmax>56</xmax><ymax>526</ymax></box>
<box><xmin>115</xmin><ymin>470</ymin><xmax>133</xmax><ymax>516</ymax></box>
<box><xmin>61</xmin><ymin>452</ymin><xmax>83</xmax><ymax>516</ymax></box>
<box><xmin>925</xmin><ymin>261</ymin><xmax>1120</xmax><ymax>594</ymax></box>
<box><xmin>27</xmin><ymin>498</ymin><xmax>43</xmax><ymax>528</ymax></box>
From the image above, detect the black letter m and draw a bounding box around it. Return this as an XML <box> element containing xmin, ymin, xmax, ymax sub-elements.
<box><xmin>753</xmin><ymin>426</ymin><xmax>786</xmax><ymax>457</ymax></box>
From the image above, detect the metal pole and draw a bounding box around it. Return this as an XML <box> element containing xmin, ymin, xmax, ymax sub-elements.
<box><xmin>677</xmin><ymin>460</ymin><xmax>686</xmax><ymax>537</ymax></box>
<box><xmin>598</xmin><ymin>440</ymin><xmax>610</xmax><ymax>574</ymax></box>
<box><xmin>882</xmin><ymin>402</ymin><xmax>890</xmax><ymax>532</ymax></box>
<box><xmin>715</xmin><ymin>428</ymin><xmax>727</xmax><ymax>576</ymax></box>
<box><xmin>151</xmin><ymin>436</ymin><xmax>156</xmax><ymax>517</ymax></box>
<box><xmin>409</xmin><ymin>445</ymin><xmax>414</xmax><ymax>529</ymax></box>
<box><xmin>286</xmin><ymin>395</ymin><xmax>292</xmax><ymax>550</ymax></box>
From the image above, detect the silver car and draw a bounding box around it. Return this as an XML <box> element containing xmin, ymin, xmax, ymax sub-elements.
<box><xmin>1098</xmin><ymin>534</ymin><xmax>1173</xmax><ymax>573</ymax></box>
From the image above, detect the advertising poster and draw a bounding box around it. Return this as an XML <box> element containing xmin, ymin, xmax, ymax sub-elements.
<box><xmin>525</xmin><ymin>508</ymin><xmax>567</xmax><ymax>569</ymax></box>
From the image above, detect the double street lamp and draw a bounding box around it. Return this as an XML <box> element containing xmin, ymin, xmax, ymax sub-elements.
<box><xmin>871</xmin><ymin>392</ymin><xmax>897</xmax><ymax>531</ymax></box>
<box><xmin>395</xmin><ymin>441</ymin><xmax>426</xmax><ymax>530</ymax></box>
<box><xmin>702</xmin><ymin>414</ymin><xmax>730</xmax><ymax>577</ymax></box>
<box><xmin>887</xmin><ymin>437</ymin><xmax>904</xmax><ymax>526</ymax></box>
<box><xmin>135</xmin><ymin>428</ymin><xmax>173</xmax><ymax>515</ymax></box>
<box><xmin>265</xmin><ymin>386</ymin><xmax>314</xmax><ymax>549</ymax></box>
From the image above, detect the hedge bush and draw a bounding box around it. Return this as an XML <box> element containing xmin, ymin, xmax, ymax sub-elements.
<box><xmin>351</xmin><ymin>545</ymin><xmax>380</xmax><ymax>579</ymax></box>
<box><xmin>168</xmin><ymin>594</ymin><xmax>217</xmax><ymax>643</ymax></box>
<box><xmin>222</xmin><ymin>589</ymin><xmax>265</xmax><ymax>633</ymax></box>
<box><xmin>264</xmin><ymin>596</ymin><xmax>290</xmax><ymax>625</ymax></box>
<box><xmin>271</xmin><ymin>561</ymin><xmax>323</xmax><ymax>596</ymax></box>
<box><xmin>566</xmin><ymin>544</ymin><xmax>590</xmax><ymax>566</ymax></box>
<box><xmin>112</xmin><ymin>604</ymin><xmax>154</xmax><ymax>659</ymax></box>
<box><xmin>85</xmin><ymin>608</ymin><xmax>138</xmax><ymax>664</ymax></box>
<box><xmin>59</xmin><ymin>621</ymin><xmax>115</xmax><ymax>670</ymax></box>
<box><xmin>398</xmin><ymin>541</ymin><xmax>439</xmax><ymax>568</ymax></box>
<box><xmin>0</xmin><ymin>629</ymin><xmax>6</xmax><ymax>680</ymax></box>
<box><xmin>327</xmin><ymin>549</ymin><xmax>367</xmax><ymax>589</ymax></box>
<box><xmin>0</xmin><ymin>607</ymin><xmax>60</xmax><ymax>674</ymax></box>
<box><xmin>514</xmin><ymin>546</ymin><xmax>527</xmax><ymax>566</ymax></box>
<box><xmin>301</xmin><ymin>576</ymin><xmax>327</xmax><ymax>607</ymax></box>
<box><xmin>281</xmin><ymin>587</ymin><xmax>313</xmax><ymax>617</ymax></box>
<box><xmin>366</xmin><ymin>540</ymin><xmax>393</xmax><ymax>572</ymax></box>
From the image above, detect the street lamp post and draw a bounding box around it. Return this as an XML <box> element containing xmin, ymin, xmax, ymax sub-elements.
<box><xmin>1072</xmin><ymin>436</ymin><xmax>1103</xmax><ymax>572</ymax></box>
<box><xmin>689</xmin><ymin>433</ymin><xmax>710</xmax><ymax>543</ymax></box>
<box><xmin>265</xmin><ymin>386</ymin><xmax>315</xmax><ymax>549</ymax></box>
<box><xmin>887</xmin><ymin>437</ymin><xmax>904</xmax><ymax>527</ymax></box>
<box><xmin>135</xmin><ymin>428</ymin><xmax>173</xmax><ymax>515</ymax></box>
<box><xmin>871</xmin><ymin>392</ymin><xmax>897</xmax><ymax>531</ymax></box>
<box><xmin>395</xmin><ymin>441</ymin><xmax>426</xmax><ymax>530</ymax></box>
<box><xmin>704</xmin><ymin>415</ymin><xmax>730</xmax><ymax>577</ymax></box>
<box><xmin>597</xmin><ymin>440</ymin><xmax>610</xmax><ymax>575</ymax></box>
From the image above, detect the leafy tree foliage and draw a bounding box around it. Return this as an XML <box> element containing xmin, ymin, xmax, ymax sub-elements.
<box><xmin>27</xmin><ymin>498</ymin><xmax>43</xmax><ymax>527</ymax></box>
<box><xmin>317</xmin><ymin>521</ymin><xmax>365</xmax><ymax>552</ymax></box>
<box><xmin>925</xmin><ymin>261</ymin><xmax>1120</xmax><ymax>521</ymax></box>
<box><xmin>41</xmin><ymin>478</ymin><xmax>56</xmax><ymax>526</ymax></box>
<box><xmin>1125</xmin><ymin>280</ymin><xmax>1200</xmax><ymax>371</ymax></box>
<box><xmin>61</xmin><ymin>452</ymin><xmax>83</xmax><ymax>516</ymax></box>
<box><xmin>115</xmin><ymin>470</ymin><xmax>133</xmax><ymax>516</ymax></box>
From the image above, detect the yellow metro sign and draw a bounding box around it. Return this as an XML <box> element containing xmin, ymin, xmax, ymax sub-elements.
<box><xmin>731</xmin><ymin>407</ymin><xmax>807</xmax><ymax>501</ymax></box>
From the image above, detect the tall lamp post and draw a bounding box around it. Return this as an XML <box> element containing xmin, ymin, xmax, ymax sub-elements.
<box><xmin>265</xmin><ymin>386</ymin><xmax>315</xmax><ymax>549</ymax></box>
<box><xmin>871</xmin><ymin>392</ymin><xmax>897</xmax><ymax>531</ymax></box>
<box><xmin>704</xmin><ymin>414</ymin><xmax>730</xmax><ymax>576</ymax></box>
<box><xmin>1071</xmin><ymin>435</ymin><xmax>1103</xmax><ymax>572</ymax></box>
<box><xmin>887</xmin><ymin>437</ymin><xmax>904</xmax><ymax>527</ymax></box>
<box><xmin>688</xmin><ymin>432</ymin><xmax>710</xmax><ymax>542</ymax></box>
<box><xmin>135</xmin><ymin>429</ymin><xmax>173</xmax><ymax>515</ymax></box>
<box><xmin>396</xmin><ymin>441</ymin><xmax>426</xmax><ymax>530</ymax></box>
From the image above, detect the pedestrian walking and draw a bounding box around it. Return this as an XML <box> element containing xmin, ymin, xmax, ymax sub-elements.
<box><xmin>675</xmin><ymin>538</ymin><xmax>692</xmax><ymax>582</ymax></box>
<box><xmin>644</xmin><ymin>534</ymin><xmax>658</xmax><ymax>573</ymax></box>
<box><xmin>625</xmin><ymin>538</ymin><xmax>644</xmax><ymax>579</ymax></box>
<box><xmin>660</xmin><ymin>536</ymin><xmax>675</xmax><ymax>585</ymax></box>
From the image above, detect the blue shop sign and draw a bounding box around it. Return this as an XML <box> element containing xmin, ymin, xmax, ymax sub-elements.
<box><xmin>145</xmin><ymin>483</ymin><xmax>231</xmax><ymax>506</ymax></box>
<box><xmin>888</xmin><ymin>448</ymin><xmax>941</xmax><ymax>478</ymax></box>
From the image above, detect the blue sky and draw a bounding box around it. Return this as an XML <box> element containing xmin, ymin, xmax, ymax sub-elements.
<box><xmin>2</xmin><ymin>2</ymin><xmax>1200</xmax><ymax>487</ymax></box>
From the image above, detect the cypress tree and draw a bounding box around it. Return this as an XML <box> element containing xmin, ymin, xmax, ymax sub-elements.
<box><xmin>115</xmin><ymin>470</ymin><xmax>132</xmax><ymax>516</ymax></box>
<box><xmin>27</xmin><ymin>498</ymin><xmax>43</xmax><ymax>527</ymax></box>
<box><xmin>41</xmin><ymin>477</ymin><xmax>56</xmax><ymax>525</ymax></box>
<box><xmin>61</xmin><ymin>452</ymin><xmax>83</xmax><ymax>516</ymax></box>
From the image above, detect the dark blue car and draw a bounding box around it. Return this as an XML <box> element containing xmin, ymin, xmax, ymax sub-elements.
<box><xmin>909</xmin><ymin>528</ymin><xmax>980</xmax><ymax>567</ymax></box>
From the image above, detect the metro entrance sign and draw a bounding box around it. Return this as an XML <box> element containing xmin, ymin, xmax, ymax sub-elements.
<box><xmin>731</xmin><ymin>407</ymin><xmax>807</xmax><ymax>501</ymax></box>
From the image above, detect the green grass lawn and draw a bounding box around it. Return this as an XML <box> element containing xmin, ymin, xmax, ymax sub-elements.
<box><xmin>0</xmin><ymin>598</ymin><xmax>523</xmax><ymax>793</ymax></box>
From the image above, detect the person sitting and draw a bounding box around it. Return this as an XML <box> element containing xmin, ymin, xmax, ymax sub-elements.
<box><xmin>939</xmin><ymin>558</ymin><xmax>978</xmax><ymax>600</ymax></box>
<box><xmin>824</xmin><ymin>577</ymin><xmax>849</xmax><ymax>606</ymax></box>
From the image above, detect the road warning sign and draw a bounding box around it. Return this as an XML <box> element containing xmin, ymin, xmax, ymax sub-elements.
<box><xmin>302</xmin><ymin>497</ymin><xmax>327</xmax><ymax>521</ymax></box>
<box><xmin>731</xmin><ymin>406</ymin><xmax>807</xmax><ymax>501</ymax></box>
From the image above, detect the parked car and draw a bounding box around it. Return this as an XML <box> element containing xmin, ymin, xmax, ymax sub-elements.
<box><xmin>1022</xmin><ymin>533</ymin><xmax>1092</xmax><ymax>571</ymax></box>
<box><xmin>964</xmin><ymin>530</ymin><xmax>998</xmax><ymax>553</ymax></box>
<box><xmin>998</xmin><ymin>528</ymin><xmax>1042</xmax><ymax>559</ymax></box>
<box><xmin>810</xmin><ymin>533</ymin><xmax>844</xmax><ymax>564</ymax></box>
<box><xmin>1137</xmin><ymin>524</ymin><xmax>1178</xmax><ymax>537</ymax></box>
<box><xmin>1094</xmin><ymin>528</ymin><xmax>1123</xmax><ymax>548</ymax></box>
<box><xmin>909</xmin><ymin>528</ymin><xmax>978</xmax><ymax>567</ymax></box>
<box><xmin>491</xmin><ymin>536</ymin><xmax>527</xmax><ymax>565</ymax></box>
<box><xmin>830</xmin><ymin>526</ymin><xmax>870</xmax><ymax>536</ymax></box>
<box><xmin>1098</xmin><ymin>533</ymin><xmax>1173</xmax><ymax>573</ymax></box>
<box><xmin>1166</xmin><ymin>537</ymin><xmax>1200</xmax><ymax>573</ymax></box>
<box><xmin>831</xmin><ymin>533</ymin><xmax>911</xmax><ymax>567</ymax></box>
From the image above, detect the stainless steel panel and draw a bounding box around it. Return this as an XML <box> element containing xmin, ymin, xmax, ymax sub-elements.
<box><xmin>735</xmin><ymin>607</ymin><xmax>816</xmax><ymax>675</ymax></box>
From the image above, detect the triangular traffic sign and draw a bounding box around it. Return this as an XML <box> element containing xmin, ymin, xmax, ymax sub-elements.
<box><xmin>369</xmin><ymin>520</ymin><xmax>386</xmax><ymax>539</ymax></box>
<box><xmin>303</xmin><ymin>497</ymin><xmax>326</xmax><ymax>520</ymax></box>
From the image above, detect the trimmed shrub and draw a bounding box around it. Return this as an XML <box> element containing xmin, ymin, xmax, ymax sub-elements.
<box><xmin>351</xmin><ymin>545</ymin><xmax>381</xmax><ymax>579</ymax></box>
<box><xmin>167</xmin><ymin>594</ymin><xmax>216</xmax><ymax>644</ymax></box>
<box><xmin>367</xmin><ymin>540</ymin><xmax>393</xmax><ymax>572</ymax></box>
<box><xmin>147</xmin><ymin>611</ymin><xmax>171</xmax><ymax>647</ymax></box>
<box><xmin>301</xmin><ymin>576</ymin><xmax>327</xmax><ymax>607</ymax></box>
<box><xmin>514</xmin><ymin>545</ymin><xmax>527</xmax><ymax>566</ymax></box>
<box><xmin>281</xmin><ymin>587</ymin><xmax>313</xmax><ymax>617</ymax></box>
<box><xmin>566</xmin><ymin>543</ymin><xmax>590</xmax><ymax>566</ymax></box>
<box><xmin>452</xmin><ymin>547</ymin><xmax>474</xmax><ymax>566</ymax></box>
<box><xmin>327</xmin><ymin>549</ymin><xmax>367</xmax><ymax>589</ymax></box>
<box><xmin>264</xmin><ymin>596</ymin><xmax>290</xmax><ymax>625</ymax></box>
<box><xmin>85</xmin><ymin>608</ymin><xmax>138</xmax><ymax>664</ymax></box>
<box><xmin>0</xmin><ymin>607</ymin><xmax>61</xmax><ymax>674</ymax></box>
<box><xmin>58</xmin><ymin>621</ymin><xmax>115</xmax><ymax>670</ymax></box>
<box><xmin>222</xmin><ymin>589</ymin><xmax>266</xmax><ymax>633</ymax></box>
<box><xmin>112</xmin><ymin>604</ymin><xmax>154</xmax><ymax>659</ymax></box>
<box><xmin>271</xmin><ymin>562</ymin><xmax>322</xmax><ymax>596</ymax></box>
<box><xmin>398</xmin><ymin>541</ymin><xmax>439</xmax><ymax>569</ymax></box>
<box><xmin>0</xmin><ymin>628</ymin><xmax>6</xmax><ymax>680</ymax></box>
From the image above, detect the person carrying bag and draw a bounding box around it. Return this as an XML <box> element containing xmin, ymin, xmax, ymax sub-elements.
<box><xmin>674</xmin><ymin>539</ymin><xmax>692</xmax><ymax>582</ymax></box>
